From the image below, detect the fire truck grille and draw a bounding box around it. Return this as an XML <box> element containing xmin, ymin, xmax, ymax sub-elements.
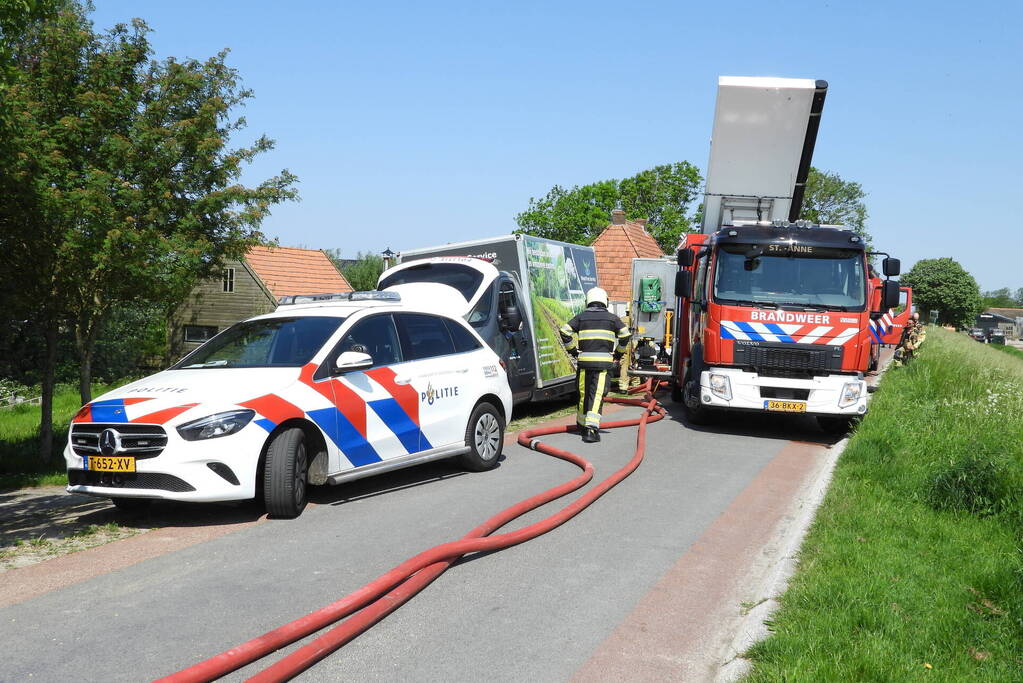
<box><xmin>70</xmin><ymin>424</ymin><xmax>168</xmax><ymax>460</ymax></box>
<box><xmin>733</xmin><ymin>341</ymin><xmax>843</xmax><ymax>377</ymax></box>
<box><xmin>67</xmin><ymin>469</ymin><xmax>195</xmax><ymax>493</ymax></box>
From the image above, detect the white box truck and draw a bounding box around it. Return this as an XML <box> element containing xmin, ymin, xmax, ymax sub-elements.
<box><xmin>378</xmin><ymin>234</ymin><xmax>598</xmax><ymax>406</ymax></box>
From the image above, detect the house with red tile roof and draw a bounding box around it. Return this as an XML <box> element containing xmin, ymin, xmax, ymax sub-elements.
<box><xmin>168</xmin><ymin>245</ymin><xmax>352</xmax><ymax>358</ymax></box>
<box><xmin>592</xmin><ymin>210</ymin><xmax>665</xmax><ymax>303</ymax></box>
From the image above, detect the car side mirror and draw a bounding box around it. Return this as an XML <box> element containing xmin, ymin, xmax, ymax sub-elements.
<box><xmin>882</xmin><ymin>280</ymin><xmax>900</xmax><ymax>309</ymax></box>
<box><xmin>882</xmin><ymin>257</ymin><xmax>901</xmax><ymax>277</ymax></box>
<box><xmin>500</xmin><ymin>304</ymin><xmax>523</xmax><ymax>332</ymax></box>
<box><xmin>677</xmin><ymin>248</ymin><xmax>695</xmax><ymax>267</ymax></box>
<box><xmin>334</xmin><ymin>351</ymin><xmax>373</xmax><ymax>373</ymax></box>
<box><xmin>674</xmin><ymin>270</ymin><xmax>692</xmax><ymax>298</ymax></box>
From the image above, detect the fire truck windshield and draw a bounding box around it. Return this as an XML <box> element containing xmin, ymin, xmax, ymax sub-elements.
<box><xmin>713</xmin><ymin>244</ymin><xmax>866</xmax><ymax>310</ymax></box>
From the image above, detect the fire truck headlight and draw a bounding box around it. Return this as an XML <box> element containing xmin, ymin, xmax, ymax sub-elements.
<box><xmin>838</xmin><ymin>382</ymin><xmax>863</xmax><ymax>408</ymax></box>
<box><xmin>177</xmin><ymin>409</ymin><xmax>256</xmax><ymax>441</ymax></box>
<box><xmin>709</xmin><ymin>374</ymin><xmax>732</xmax><ymax>401</ymax></box>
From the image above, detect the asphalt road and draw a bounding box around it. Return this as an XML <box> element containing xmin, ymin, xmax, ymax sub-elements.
<box><xmin>0</xmin><ymin>402</ymin><xmax>838</xmax><ymax>682</ymax></box>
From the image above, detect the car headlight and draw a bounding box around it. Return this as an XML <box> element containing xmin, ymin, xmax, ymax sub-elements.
<box><xmin>709</xmin><ymin>373</ymin><xmax>732</xmax><ymax>401</ymax></box>
<box><xmin>176</xmin><ymin>409</ymin><xmax>255</xmax><ymax>441</ymax></box>
<box><xmin>838</xmin><ymin>382</ymin><xmax>863</xmax><ymax>408</ymax></box>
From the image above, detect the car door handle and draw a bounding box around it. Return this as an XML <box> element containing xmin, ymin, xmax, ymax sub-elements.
<box><xmin>393</xmin><ymin>376</ymin><xmax>412</xmax><ymax>385</ymax></box>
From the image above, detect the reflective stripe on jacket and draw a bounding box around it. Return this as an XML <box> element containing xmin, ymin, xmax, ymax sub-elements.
<box><xmin>559</xmin><ymin>304</ymin><xmax>631</xmax><ymax>369</ymax></box>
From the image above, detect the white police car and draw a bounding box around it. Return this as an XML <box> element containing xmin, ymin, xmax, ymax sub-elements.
<box><xmin>64</xmin><ymin>291</ymin><xmax>513</xmax><ymax>518</ymax></box>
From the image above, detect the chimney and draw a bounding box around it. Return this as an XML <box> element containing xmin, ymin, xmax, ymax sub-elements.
<box><xmin>634</xmin><ymin>218</ymin><xmax>648</xmax><ymax>229</ymax></box>
<box><xmin>611</xmin><ymin>209</ymin><xmax>626</xmax><ymax>225</ymax></box>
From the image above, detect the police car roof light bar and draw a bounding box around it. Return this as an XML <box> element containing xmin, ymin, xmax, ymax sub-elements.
<box><xmin>277</xmin><ymin>291</ymin><xmax>401</xmax><ymax>306</ymax></box>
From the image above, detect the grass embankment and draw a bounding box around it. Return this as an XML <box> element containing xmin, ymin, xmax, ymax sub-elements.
<box><xmin>0</xmin><ymin>383</ymin><xmax>120</xmax><ymax>490</ymax></box>
<box><xmin>993</xmin><ymin>343</ymin><xmax>1023</xmax><ymax>361</ymax></box>
<box><xmin>747</xmin><ymin>327</ymin><xmax>1023</xmax><ymax>681</ymax></box>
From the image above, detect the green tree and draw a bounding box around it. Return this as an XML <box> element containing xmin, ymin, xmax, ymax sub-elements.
<box><xmin>0</xmin><ymin>3</ymin><xmax>297</xmax><ymax>461</ymax></box>
<box><xmin>515</xmin><ymin>162</ymin><xmax>702</xmax><ymax>252</ymax></box>
<box><xmin>799</xmin><ymin>167</ymin><xmax>872</xmax><ymax>248</ymax></box>
<box><xmin>1015</xmin><ymin>288</ymin><xmax>1023</xmax><ymax>307</ymax></box>
<box><xmin>981</xmin><ymin>287</ymin><xmax>1016</xmax><ymax>309</ymax></box>
<box><xmin>331</xmin><ymin>251</ymin><xmax>385</xmax><ymax>291</ymax></box>
<box><xmin>902</xmin><ymin>258</ymin><xmax>982</xmax><ymax>328</ymax></box>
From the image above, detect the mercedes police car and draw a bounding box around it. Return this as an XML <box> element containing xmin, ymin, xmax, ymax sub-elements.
<box><xmin>64</xmin><ymin>291</ymin><xmax>513</xmax><ymax>518</ymax></box>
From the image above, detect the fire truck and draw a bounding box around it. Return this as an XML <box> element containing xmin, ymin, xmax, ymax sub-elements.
<box><xmin>634</xmin><ymin>77</ymin><xmax>908</xmax><ymax>433</ymax></box>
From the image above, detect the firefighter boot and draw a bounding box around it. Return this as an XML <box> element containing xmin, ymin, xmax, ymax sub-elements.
<box><xmin>582</xmin><ymin>427</ymin><xmax>600</xmax><ymax>443</ymax></box>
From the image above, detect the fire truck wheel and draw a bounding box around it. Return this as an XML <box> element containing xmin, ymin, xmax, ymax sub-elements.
<box><xmin>682</xmin><ymin>369</ymin><xmax>715</xmax><ymax>425</ymax></box>
<box><xmin>459</xmin><ymin>402</ymin><xmax>504</xmax><ymax>472</ymax></box>
<box><xmin>817</xmin><ymin>416</ymin><xmax>855</xmax><ymax>435</ymax></box>
<box><xmin>264</xmin><ymin>426</ymin><xmax>309</xmax><ymax>519</ymax></box>
<box><xmin>110</xmin><ymin>497</ymin><xmax>152</xmax><ymax>514</ymax></box>
<box><xmin>684</xmin><ymin>401</ymin><xmax>715</xmax><ymax>426</ymax></box>
<box><xmin>670</xmin><ymin>383</ymin><xmax>684</xmax><ymax>403</ymax></box>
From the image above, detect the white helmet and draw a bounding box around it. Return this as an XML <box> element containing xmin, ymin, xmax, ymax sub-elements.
<box><xmin>586</xmin><ymin>287</ymin><xmax>609</xmax><ymax>307</ymax></box>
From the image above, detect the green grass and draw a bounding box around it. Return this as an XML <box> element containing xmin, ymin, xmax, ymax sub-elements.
<box><xmin>993</xmin><ymin>343</ymin><xmax>1023</xmax><ymax>361</ymax></box>
<box><xmin>746</xmin><ymin>327</ymin><xmax>1023</xmax><ymax>681</ymax></box>
<box><xmin>0</xmin><ymin>382</ymin><xmax>123</xmax><ymax>491</ymax></box>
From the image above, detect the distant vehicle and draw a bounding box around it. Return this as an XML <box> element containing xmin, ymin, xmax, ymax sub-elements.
<box><xmin>987</xmin><ymin>329</ymin><xmax>1006</xmax><ymax>345</ymax></box>
<box><xmin>65</xmin><ymin>292</ymin><xmax>513</xmax><ymax>518</ymax></box>
<box><xmin>969</xmin><ymin>328</ymin><xmax>986</xmax><ymax>341</ymax></box>
<box><xmin>379</xmin><ymin>235</ymin><xmax>599</xmax><ymax>406</ymax></box>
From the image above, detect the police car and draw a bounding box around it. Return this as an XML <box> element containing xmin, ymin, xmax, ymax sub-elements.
<box><xmin>64</xmin><ymin>291</ymin><xmax>513</xmax><ymax>518</ymax></box>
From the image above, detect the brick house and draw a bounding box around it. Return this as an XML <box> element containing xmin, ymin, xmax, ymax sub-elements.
<box><xmin>168</xmin><ymin>245</ymin><xmax>352</xmax><ymax>359</ymax></box>
<box><xmin>591</xmin><ymin>209</ymin><xmax>665</xmax><ymax>306</ymax></box>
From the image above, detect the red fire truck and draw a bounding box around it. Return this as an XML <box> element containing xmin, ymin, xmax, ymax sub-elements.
<box><xmin>645</xmin><ymin>77</ymin><xmax>910</xmax><ymax>432</ymax></box>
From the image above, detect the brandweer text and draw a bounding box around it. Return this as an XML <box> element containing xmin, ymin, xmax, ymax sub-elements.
<box><xmin>749</xmin><ymin>311</ymin><xmax>831</xmax><ymax>324</ymax></box>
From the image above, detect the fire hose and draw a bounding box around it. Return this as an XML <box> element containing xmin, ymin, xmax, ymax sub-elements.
<box><xmin>157</xmin><ymin>379</ymin><xmax>665</xmax><ymax>683</ymax></box>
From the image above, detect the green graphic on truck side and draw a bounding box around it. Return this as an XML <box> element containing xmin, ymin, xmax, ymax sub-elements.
<box><xmin>524</xmin><ymin>237</ymin><xmax>596</xmax><ymax>383</ymax></box>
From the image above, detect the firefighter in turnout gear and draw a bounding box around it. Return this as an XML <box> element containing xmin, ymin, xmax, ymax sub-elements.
<box><xmin>560</xmin><ymin>287</ymin><xmax>631</xmax><ymax>443</ymax></box>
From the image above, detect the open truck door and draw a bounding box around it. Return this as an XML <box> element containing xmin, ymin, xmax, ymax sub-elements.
<box><xmin>880</xmin><ymin>287</ymin><xmax>913</xmax><ymax>345</ymax></box>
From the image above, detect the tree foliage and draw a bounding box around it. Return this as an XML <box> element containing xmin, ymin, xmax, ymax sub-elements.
<box><xmin>515</xmin><ymin>162</ymin><xmax>702</xmax><ymax>252</ymax></box>
<box><xmin>327</xmin><ymin>251</ymin><xmax>385</xmax><ymax>291</ymax></box>
<box><xmin>800</xmin><ymin>167</ymin><xmax>872</xmax><ymax>248</ymax></box>
<box><xmin>981</xmin><ymin>287</ymin><xmax>1019</xmax><ymax>309</ymax></box>
<box><xmin>902</xmin><ymin>258</ymin><xmax>982</xmax><ymax>327</ymax></box>
<box><xmin>0</xmin><ymin>2</ymin><xmax>297</xmax><ymax>460</ymax></box>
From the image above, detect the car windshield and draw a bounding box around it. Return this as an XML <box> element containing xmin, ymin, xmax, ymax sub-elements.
<box><xmin>713</xmin><ymin>243</ymin><xmax>866</xmax><ymax>310</ymax></box>
<box><xmin>379</xmin><ymin>263</ymin><xmax>484</xmax><ymax>302</ymax></box>
<box><xmin>175</xmin><ymin>316</ymin><xmax>345</xmax><ymax>369</ymax></box>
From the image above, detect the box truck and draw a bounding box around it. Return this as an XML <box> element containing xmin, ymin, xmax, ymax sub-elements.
<box><xmin>378</xmin><ymin>234</ymin><xmax>598</xmax><ymax>405</ymax></box>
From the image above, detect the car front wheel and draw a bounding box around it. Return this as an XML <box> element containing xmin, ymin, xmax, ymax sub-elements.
<box><xmin>264</xmin><ymin>426</ymin><xmax>309</xmax><ymax>519</ymax></box>
<box><xmin>459</xmin><ymin>402</ymin><xmax>504</xmax><ymax>471</ymax></box>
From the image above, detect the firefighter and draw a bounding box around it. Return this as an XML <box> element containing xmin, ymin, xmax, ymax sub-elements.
<box><xmin>559</xmin><ymin>287</ymin><xmax>631</xmax><ymax>443</ymax></box>
<box><xmin>895</xmin><ymin>312</ymin><xmax>923</xmax><ymax>366</ymax></box>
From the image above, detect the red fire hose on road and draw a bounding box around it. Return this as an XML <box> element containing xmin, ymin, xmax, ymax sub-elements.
<box><xmin>157</xmin><ymin>380</ymin><xmax>665</xmax><ymax>683</ymax></box>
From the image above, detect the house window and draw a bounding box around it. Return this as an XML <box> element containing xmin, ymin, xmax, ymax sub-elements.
<box><xmin>184</xmin><ymin>325</ymin><xmax>219</xmax><ymax>344</ymax></box>
<box><xmin>222</xmin><ymin>268</ymin><xmax>235</xmax><ymax>293</ymax></box>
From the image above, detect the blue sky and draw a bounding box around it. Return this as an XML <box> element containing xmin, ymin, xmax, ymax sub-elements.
<box><xmin>89</xmin><ymin>0</ymin><xmax>1022</xmax><ymax>292</ymax></box>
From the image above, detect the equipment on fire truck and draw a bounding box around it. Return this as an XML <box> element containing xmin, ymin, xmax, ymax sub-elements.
<box><xmin>638</xmin><ymin>277</ymin><xmax>663</xmax><ymax>313</ymax></box>
<box><xmin>628</xmin><ymin>258</ymin><xmax>678</xmax><ymax>379</ymax></box>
